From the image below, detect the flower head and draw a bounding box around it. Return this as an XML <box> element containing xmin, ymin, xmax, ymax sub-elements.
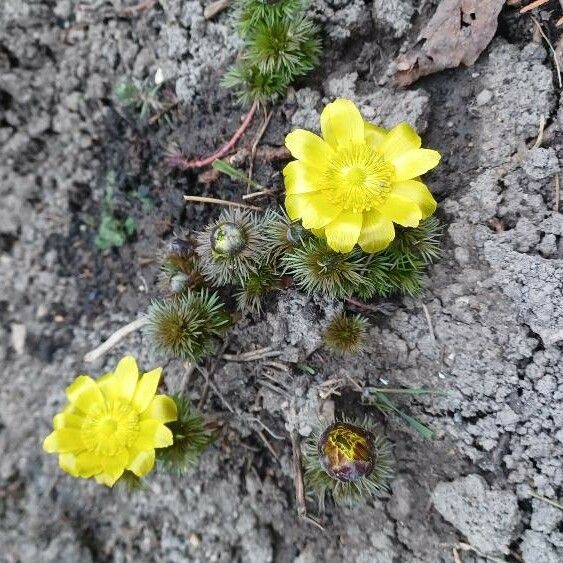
<box><xmin>304</xmin><ymin>417</ymin><xmax>392</xmax><ymax>507</ymax></box>
<box><xmin>318</xmin><ymin>422</ymin><xmax>376</xmax><ymax>481</ymax></box>
<box><xmin>196</xmin><ymin>208</ymin><xmax>265</xmax><ymax>285</ymax></box>
<box><xmin>43</xmin><ymin>356</ymin><xmax>177</xmax><ymax>487</ymax></box>
<box><xmin>283</xmin><ymin>98</ymin><xmax>440</xmax><ymax>253</ymax></box>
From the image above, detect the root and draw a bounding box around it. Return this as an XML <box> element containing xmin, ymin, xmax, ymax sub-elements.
<box><xmin>171</xmin><ymin>102</ymin><xmax>258</xmax><ymax>169</ymax></box>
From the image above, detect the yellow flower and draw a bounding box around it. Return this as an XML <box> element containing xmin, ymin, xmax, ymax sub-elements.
<box><xmin>43</xmin><ymin>356</ymin><xmax>177</xmax><ymax>486</ymax></box>
<box><xmin>283</xmin><ymin>98</ymin><xmax>441</xmax><ymax>253</ymax></box>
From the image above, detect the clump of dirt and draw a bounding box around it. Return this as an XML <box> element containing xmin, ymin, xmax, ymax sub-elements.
<box><xmin>1</xmin><ymin>1</ymin><xmax>562</xmax><ymax>562</ymax></box>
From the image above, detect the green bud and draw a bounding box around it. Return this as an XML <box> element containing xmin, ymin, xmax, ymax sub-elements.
<box><xmin>211</xmin><ymin>222</ymin><xmax>247</xmax><ymax>256</ymax></box>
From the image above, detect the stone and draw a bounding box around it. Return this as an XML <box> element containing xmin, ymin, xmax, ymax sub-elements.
<box><xmin>522</xmin><ymin>148</ymin><xmax>559</xmax><ymax>181</ymax></box>
<box><xmin>476</xmin><ymin>89</ymin><xmax>493</xmax><ymax>106</ymax></box>
<box><xmin>432</xmin><ymin>474</ymin><xmax>520</xmax><ymax>554</ymax></box>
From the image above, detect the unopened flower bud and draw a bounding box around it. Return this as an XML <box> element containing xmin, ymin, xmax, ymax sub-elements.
<box><xmin>318</xmin><ymin>422</ymin><xmax>375</xmax><ymax>482</ymax></box>
<box><xmin>211</xmin><ymin>222</ymin><xmax>247</xmax><ymax>256</ymax></box>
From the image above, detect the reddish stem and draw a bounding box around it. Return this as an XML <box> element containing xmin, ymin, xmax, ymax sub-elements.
<box><xmin>175</xmin><ymin>102</ymin><xmax>258</xmax><ymax>170</ymax></box>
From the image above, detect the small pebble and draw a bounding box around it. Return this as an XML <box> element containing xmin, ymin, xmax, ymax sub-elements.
<box><xmin>10</xmin><ymin>324</ymin><xmax>26</xmax><ymax>355</ymax></box>
<box><xmin>476</xmin><ymin>89</ymin><xmax>493</xmax><ymax>106</ymax></box>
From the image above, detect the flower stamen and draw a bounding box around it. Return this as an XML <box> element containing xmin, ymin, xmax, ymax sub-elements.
<box><xmin>81</xmin><ymin>400</ymin><xmax>140</xmax><ymax>456</ymax></box>
<box><xmin>324</xmin><ymin>145</ymin><xmax>394</xmax><ymax>213</ymax></box>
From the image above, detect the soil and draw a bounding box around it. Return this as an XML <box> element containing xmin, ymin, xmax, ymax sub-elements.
<box><xmin>1</xmin><ymin>1</ymin><xmax>562</xmax><ymax>562</ymax></box>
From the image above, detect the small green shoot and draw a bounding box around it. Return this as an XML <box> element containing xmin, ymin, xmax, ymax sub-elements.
<box><xmin>212</xmin><ymin>159</ymin><xmax>263</xmax><ymax>191</ymax></box>
<box><xmin>297</xmin><ymin>363</ymin><xmax>315</xmax><ymax>375</ymax></box>
<box><xmin>225</xmin><ymin>0</ymin><xmax>321</xmax><ymax>104</ymax></box>
<box><xmin>95</xmin><ymin>173</ymin><xmax>137</xmax><ymax>251</ymax></box>
<box><xmin>362</xmin><ymin>387</ymin><xmax>441</xmax><ymax>440</ymax></box>
<box><xmin>114</xmin><ymin>78</ymin><xmax>177</xmax><ymax>123</ymax></box>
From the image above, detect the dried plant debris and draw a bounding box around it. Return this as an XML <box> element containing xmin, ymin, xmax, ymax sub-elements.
<box><xmin>393</xmin><ymin>0</ymin><xmax>505</xmax><ymax>87</ymax></box>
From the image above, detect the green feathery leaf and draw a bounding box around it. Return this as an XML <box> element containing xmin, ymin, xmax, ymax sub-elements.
<box><xmin>262</xmin><ymin>207</ymin><xmax>310</xmax><ymax>263</ymax></box>
<box><xmin>386</xmin><ymin>217</ymin><xmax>442</xmax><ymax>268</ymax></box>
<box><xmin>323</xmin><ymin>312</ymin><xmax>369</xmax><ymax>353</ymax></box>
<box><xmin>222</xmin><ymin>62</ymin><xmax>290</xmax><ymax>105</ymax></box>
<box><xmin>282</xmin><ymin>238</ymin><xmax>373</xmax><ymax>299</ymax></box>
<box><xmin>235</xmin><ymin>0</ymin><xmax>304</xmax><ymax>34</ymax></box>
<box><xmin>247</xmin><ymin>14</ymin><xmax>321</xmax><ymax>80</ymax></box>
<box><xmin>146</xmin><ymin>290</ymin><xmax>231</xmax><ymax>362</ymax></box>
<box><xmin>157</xmin><ymin>396</ymin><xmax>217</xmax><ymax>475</ymax></box>
<box><xmin>234</xmin><ymin>265</ymin><xmax>278</xmax><ymax>314</ymax></box>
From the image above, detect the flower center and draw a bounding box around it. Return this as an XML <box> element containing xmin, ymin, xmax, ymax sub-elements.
<box><xmin>81</xmin><ymin>400</ymin><xmax>140</xmax><ymax>456</ymax></box>
<box><xmin>324</xmin><ymin>144</ymin><xmax>394</xmax><ymax>213</ymax></box>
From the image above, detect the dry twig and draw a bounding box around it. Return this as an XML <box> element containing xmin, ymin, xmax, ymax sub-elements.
<box><xmin>532</xmin><ymin>114</ymin><xmax>546</xmax><ymax>148</ymax></box>
<box><xmin>529</xmin><ymin>490</ymin><xmax>563</xmax><ymax>510</ymax></box>
<box><xmin>454</xmin><ymin>542</ymin><xmax>509</xmax><ymax>563</ymax></box>
<box><xmin>248</xmin><ymin>109</ymin><xmax>273</xmax><ymax>191</ymax></box>
<box><xmin>197</xmin><ymin>365</ymin><xmax>235</xmax><ymax>413</ymax></box>
<box><xmin>118</xmin><ymin>0</ymin><xmax>157</xmax><ymax>16</ymax></box>
<box><xmin>344</xmin><ymin>297</ymin><xmax>397</xmax><ymax>316</ymax></box>
<box><xmin>230</xmin><ymin>145</ymin><xmax>290</xmax><ymax>166</ymax></box>
<box><xmin>203</xmin><ymin>0</ymin><xmax>230</xmax><ymax>19</ymax></box>
<box><xmin>242</xmin><ymin>187</ymin><xmax>281</xmax><ymax>200</ymax></box>
<box><xmin>421</xmin><ymin>303</ymin><xmax>437</xmax><ymax>343</ymax></box>
<box><xmin>260</xmin><ymin>370</ymin><xmax>292</xmax><ymax>391</ymax></box>
<box><xmin>184</xmin><ymin>195</ymin><xmax>262</xmax><ymax>212</ymax></box>
<box><xmin>84</xmin><ymin>317</ymin><xmax>148</xmax><ymax>363</ymax></box>
<box><xmin>555</xmin><ymin>173</ymin><xmax>560</xmax><ymax>212</ymax></box>
<box><xmin>262</xmin><ymin>360</ymin><xmax>290</xmax><ymax>372</ymax></box>
<box><xmin>248</xmin><ymin>416</ymin><xmax>286</xmax><ymax>440</ymax></box>
<box><xmin>257</xmin><ymin>430</ymin><xmax>280</xmax><ymax>460</ymax></box>
<box><xmin>520</xmin><ymin>0</ymin><xmax>549</xmax><ymax>12</ymax></box>
<box><xmin>197</xmin><ymin>341</ymin><xmax>229</xmax><ymax>410</ymax></box>
<box><xmin>531</xmin><ymin>16</ymin><xmax>562</xmax><ymax>87</ymax></box>
<box><xmin>223</xmin><ymin>346</ymin><xmax>282</xmax><ymax>361</ymax></box>
<box><xmin>259</xmin><ymin>379</ymin><xmax>291</xmax><ymax>397</ymax></box>
<box><xmin>290</xmin><ymin>429</ymin><xmax>325</xmax><ymax>531</ymax></box>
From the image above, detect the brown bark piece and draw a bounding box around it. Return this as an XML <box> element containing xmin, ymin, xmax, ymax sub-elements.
<box><xmin>393</xmin><ymin>0</ymin><xmax>506</xmax><ymax>87</ymax></box>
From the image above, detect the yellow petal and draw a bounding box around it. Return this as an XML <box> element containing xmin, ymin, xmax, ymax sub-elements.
<box><xmin>54</xmin><ymin>412</ymin><xmax>84</xmax><ymax>430</ymax></box>
<box><xmin>127</xmin><ymin>449</ymin><xmax>156</xmax><ymax>477</ymax></box>
<box><xmin>283</xmin><ymin>161</ymin><xmax>322</xmax><ymax>195</ymax></box>
<box><xmin>65</xmin><ymin>375</ymin><xmax>104</xmax><ymax>414</ymax></box>
<box><xmin>379</xmin><ymin>123</ymin><xmax>421</xmax><ymax>162</ymax></box>
<box><xmin>364</xmin><ymin>122</ymin><xmax>387</xmax><ymax>149</ymax></box>
<box><xmin>95</xmin><ymin>472</ymin><xmax>118</xmax><ymax>487</ymax></box>
<box><xmin>285</xmin><ymin>129</ymin><xmax>335</xmax><ymax>170</ymax></box>
<box><xmin>391</xmin><ymin>180</ymin><xmax>437</xmax><ymax>219</ymax></box>
<box><xmin>101</xmin><ymin>450</ymin><xmax>128</xmax><ymax>485</ymax></box>
<box><xmin>58</xmin><ymin>453</ymin><xmax>79</xmax><ymax>477</ymax></box>
<box><xmin>136</xmin><ymin>420</ymin><xmax>174</xmax><ymax>450</ymax></box>
<box><xmin>76</xmin><ymin>451</ymin><xmax>103</xmax><ymax>478</ymax></box>
<box><xmin>111</xmin><ymin>356</ymin><xmax>139</xmax><ymax>402</ymax></box>
<box><xmin>141</xmin><ymin>395</ymin><xmax>178</xmax><ymax>423</ymax></box>
<box><xmin>97</xmin><ymin>372</ymin><xmax>115</xmax><ymax>399</ymax></box>
<box><xmin>285</xmin><ymin>192</ymin><xmax>341</xmax><ymax>230</ymax></box>
<box><xmin>43</xmin><ymin>429</ymin><xmax>83</xmax><ymax>453</ymax></box>
<box><xmin>320</xmin><ymin>98</ymin><xmax>364</xmax><ymax>150</ymax></box>
<box><xmin>378</xmin><ymin>194</ymin><xmax>423</xmax><ymax>227</ymax></box>
<box><xmin>390</xmin><ymin>149</ymin><xmax>441</xmax><ymax>182</ymax></box>
<box><xmin>358</xmin><ymin>210</ymin><xmax>395</xmax><ymax>253</ymax></box>
<box><xmin>324</xmin><ymin>210</ymin><xmax>362</xmax><ymax>253</ymax></box>
<box><xmin>132</xmin><ymin>367</ymin><xmax>162</xmax><ymax>413</ymax></box>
